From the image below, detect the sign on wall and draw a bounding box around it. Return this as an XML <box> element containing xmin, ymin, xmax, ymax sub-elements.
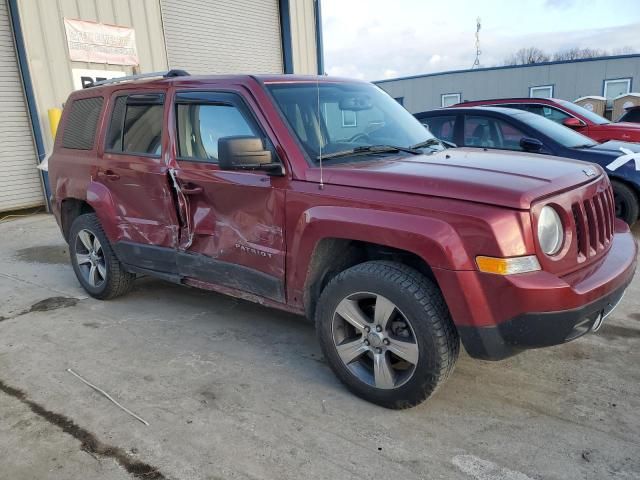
<box><xmin>71</xmin><ymin>69</ymin><xmax>125</xmax><ymax>90</ymax></box>
<box><xmin>64</xmin><ymin>18</ymin><xmax>139</xmax><ymax>66</ymax></box>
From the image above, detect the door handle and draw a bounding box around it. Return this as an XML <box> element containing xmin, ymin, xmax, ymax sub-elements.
<box><xmin>101</xmin><ymin>169</ymin><xmax>120</xmax><ymax>180</ymax></box>
<box><xmin>181</xmin><ymin>183</ymin><xmax>203</xmax><ymax>195</ymax></box>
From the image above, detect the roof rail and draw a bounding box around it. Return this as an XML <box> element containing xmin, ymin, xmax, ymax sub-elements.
<box><xmin>92</xmin><ymin>69</ymin><xmax>190</xmax><ymax>87</ymax></box>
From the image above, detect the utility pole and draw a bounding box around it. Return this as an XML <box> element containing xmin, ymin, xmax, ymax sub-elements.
<box><xmin>472</xmin><ymin>17</ymin><xmax>481</xmax><ymax>68</ymax></box>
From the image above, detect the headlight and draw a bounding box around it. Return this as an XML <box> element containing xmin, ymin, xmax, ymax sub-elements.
<box><xmin>538</xmin><ymin>206</ymin><xmax>564</xmax><ymax>256</ymax></box>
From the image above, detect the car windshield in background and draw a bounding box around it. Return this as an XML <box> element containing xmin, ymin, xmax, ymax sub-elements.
<box><xmin>517</xmin><ymin>110</ymin><xmax>598</xmax><ymax>148</ymax></box>
<box><xmin>556</xmin><ymin>99</ymin><xmax>611</xmax><ymax>125</ymax></box>
<box><xmin>267</xmin><ymin>82</ymin><xmax>441</xmax><ymax>163</ymax></box>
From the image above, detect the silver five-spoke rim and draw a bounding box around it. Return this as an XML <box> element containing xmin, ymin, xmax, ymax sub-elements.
<box><xmin>75</xmin><ymin>229</ymin><xmax>106</xmax><ymax>288</ymax></box>
<box><xmin>331</xmin><ymin>292</ymin><xmax>419</xmax><ymax>389</ymax></box>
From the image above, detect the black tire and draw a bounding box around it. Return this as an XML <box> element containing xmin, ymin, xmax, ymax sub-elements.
<box><xmin>612</xmin><ymin>180</ymin><xmax>639</xmax><ymax>226</ymax></box>
<box><xmin>69</xmin><ymin>213</ymin><xmax>135</xmax><ymax>300</ymax></box>
<box><xmin>315</xmin><ymin>261</ymin><xmax>459</xmax><ymax>409</ymax></box>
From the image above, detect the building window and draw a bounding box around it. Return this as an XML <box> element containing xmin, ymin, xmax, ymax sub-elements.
<box><xmin>342</xmin><ymin>110</ymin><xmax>357</xmax><ymax>127</ymax></box>
<box><xmin>603</xmin><ymin>78</ymin><xmax>631</xmax><ymax>108</ymax></box>
<box><xmin>441</xmin><ymin>93</ymin><xmax>461</xmax><ymax>108</ymax></box>
<box><xmin>394</xmin><ymin>97</ymin><xmax>404</xmax><ymax>106</ymax></box>
<box><xmin>529</xmin><ymin>85</ymin><xmax>553</xmax><ymax>98</ymax></box>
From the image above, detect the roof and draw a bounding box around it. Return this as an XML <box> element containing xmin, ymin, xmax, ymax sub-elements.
<box><xmin>453</xmin><ymin>97</ymin><xmax>565</xmax><ymax>106</ymax></box>
<box><xmin>574</xmin><ymin>95</ymin><xmax>607</xmax><ymax>102</ymax></box>
<box><xmin>416</xmin><ymin>106</ymin><xmax>526</xmax><ymax>116</ymax></box>
<box><xmin>374</xmin><ymin>53</ymin><xmax>640</xmax><ymax>84</ymax></box>
<box><xmin>614</xmin><ymin>92</ymin><xmax>640</xmax><ymax>100</ymax></box>
<box><xmin>83</xmin><ymin>73</ymin><xmax>362</xmax><ymax>92</ymax></box>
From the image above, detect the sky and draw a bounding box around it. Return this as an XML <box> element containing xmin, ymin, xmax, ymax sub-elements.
<box><xmin>321</xmin><ymin>0</ymin><xmax>640</xmax><ymax>81</ymax></box>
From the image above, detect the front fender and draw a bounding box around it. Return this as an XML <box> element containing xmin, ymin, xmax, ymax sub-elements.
<box><xmin>286</xmin><ymin>205</ymin><xmax>472</xmax><ymax>302</ymax></box>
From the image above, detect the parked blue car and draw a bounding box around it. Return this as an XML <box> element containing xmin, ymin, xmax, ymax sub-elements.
<box><xmin>415</xmin><ymin>106</ymin><xmax>640</xmax><ymax>225</ymax></box>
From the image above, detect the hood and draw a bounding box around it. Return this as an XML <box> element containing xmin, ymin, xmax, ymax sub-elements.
<box><xmin>589</xmin><ymin>140</ymin><xmax>640</xmax><ymax>155</ymax></box>
<box><xmin>593</xmin><ymin>122</ymin><xmax>640</xmax><ymax>140</ymax></box>
<box><xmin>304</xmin><ymin>148</ymin><xmax>602</xmax><ymax>210</ymax></box>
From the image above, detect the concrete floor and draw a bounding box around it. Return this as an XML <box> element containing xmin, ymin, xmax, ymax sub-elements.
<box><xmin>0</xmin><ymin>213</ymin><xmax>638</xmax><ymax>480</ymax></box>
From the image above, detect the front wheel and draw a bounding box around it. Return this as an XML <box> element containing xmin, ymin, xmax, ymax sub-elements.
<box><xmin>612</xmin><ymin>180</ymin><xmax>639</xmax><ymax>226</ymax></box>
<box><xmin>315</xmin><ymin>261</ymin><xmax>459</xmax><ymax>409</ymax></box>
<box><xmin>69</xmin><ymin>213</ymin><xmax>135</xmax><ymax>299</ymax></box>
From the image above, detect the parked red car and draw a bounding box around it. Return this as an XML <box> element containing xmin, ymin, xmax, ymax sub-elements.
<box><xmin>452</xmin><ymin>98</ymin><xmax>640</xmax><ymax>143</ymax></box>
<box><xmin>48</xmin><ymin>72</ymin><xmax>637</xmax><ymax>408</ymax></box>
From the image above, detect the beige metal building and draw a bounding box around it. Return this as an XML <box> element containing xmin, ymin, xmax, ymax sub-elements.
<box><xmin>1</xmin><ymin>0</ymin><xmax>323</xmax><ymax>213</ymax></box>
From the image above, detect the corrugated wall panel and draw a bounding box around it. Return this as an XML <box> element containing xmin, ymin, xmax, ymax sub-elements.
<box><xmin>377</xmin><ymin>56</ymin><xmax>640</xmax><ymax>113</ymax></box>
<box><xmin>16</xmin><ymin>0</ymin><xmax>168</xmax><ymax>154</ymax></box>
<box><xmin>289</xmin><ymin>0</ymin><xmax>317</xmax><ymax>75</ymax></box>
<box><xmin>0</xmin><ymin>0</ymin><xmax>43</xmax><ymax>212</ymax></box>
<box><xmin>161</xmin><ymin>0</ymin><xmax>283</xmax><ymax>74</ymax></box>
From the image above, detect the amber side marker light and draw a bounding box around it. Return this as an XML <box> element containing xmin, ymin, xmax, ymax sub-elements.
<box><xmin>476</xmin><ymin>255</ymin><xmax>541</xmax><ymax>275</ymax></box>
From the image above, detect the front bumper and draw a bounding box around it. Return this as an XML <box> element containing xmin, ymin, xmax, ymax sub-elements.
<box><xmin>457</xmin><ymin>279</ymin><xmax>629</xmax><ymax>360</ymax></box>
<box><xmin>434</xmin><ymin>226</ymin><xmax>637</xmax><ymax>361</ymax></box>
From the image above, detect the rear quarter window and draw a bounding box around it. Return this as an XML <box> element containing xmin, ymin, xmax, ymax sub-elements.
<box><xmin>62</xmin><ymin>97</ymin><xmax>104</xmax><ymax>150</ymax></box>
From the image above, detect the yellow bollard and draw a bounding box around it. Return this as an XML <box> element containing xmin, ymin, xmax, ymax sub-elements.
<box><xmin>48</xmin><ymin>108</ymin><xmax>62</xmax><ymax>139</ymax></box>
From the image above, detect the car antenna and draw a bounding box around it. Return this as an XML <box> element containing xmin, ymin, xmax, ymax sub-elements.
<box><xmin>317</xmin><ymin>75</ymin><xmax>324</xmax><ymax>190</ymax></box>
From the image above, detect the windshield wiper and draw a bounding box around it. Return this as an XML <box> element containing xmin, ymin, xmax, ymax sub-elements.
<box><xmin>316</xmin><ymin>144</ymin><xmax>421</xmax><ymax>161</ymax></box>
<box><xmin>410</xmin><ymin>138</ymin><xmax>445</xmax><ymax>150</ymax></box>
<box><xmin>573</xmin><ymin>143</ymin><xmax>596</xmax><ymax>149</ymax></box>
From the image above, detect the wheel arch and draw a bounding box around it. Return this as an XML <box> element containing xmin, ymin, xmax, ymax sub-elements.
<box><xmin>288</xmin><ymin>206</ymin><xmax>472</xmax><ymax>319</ymax></box>
<box><xmin>60</xmin><ymin>181</ymin><xmax>120</xmax><ymax>243</ymax></box>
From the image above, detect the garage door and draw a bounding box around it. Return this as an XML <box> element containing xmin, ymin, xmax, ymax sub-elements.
<box><xmin>161</xmin><ymin>0</ymin><xmax>283</xmax><ymax>74</ymax></box>
<box><xmin>0</xmin><ymin>1</ymin><xmax>42</xmax><ymax>212</ymax></box>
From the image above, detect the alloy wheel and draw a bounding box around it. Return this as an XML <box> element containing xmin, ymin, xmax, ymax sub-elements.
<box><xmin>331</xmin><ymin>292</ymin><xmax>419</xmax><ymax>389</ymax></box>
<box><xmin>75</xmin><ymin>229</ymin><xmax>107</xmax><ymax>287</ymax></box>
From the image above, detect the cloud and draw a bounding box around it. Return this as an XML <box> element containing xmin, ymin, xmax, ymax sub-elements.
<box><xmin>545</xmin><ymin>0</ymin><xmax>575</xmax><ymax>8</ymax></box>
<box><xmin>321</xmin><ymin>0</ymin><xmax>640</xmax><ymax>81</ymax></box>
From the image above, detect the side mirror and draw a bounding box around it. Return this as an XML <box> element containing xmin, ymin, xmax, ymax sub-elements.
<box><xmin>563</xmin><ymin>117</ymin><xmax>586</xmax><ymax>129</ymax></box>
<box><xmin>218</xmin><ymin>136</ymin><xmax>282</xmax><ymax>174</ymax></box>
<box><xmin>520</xmin><ymin>137</ymin><xmax>544</xmax><ymax>153</ymax></box>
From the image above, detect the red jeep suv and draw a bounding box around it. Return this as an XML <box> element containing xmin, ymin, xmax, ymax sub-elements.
<box><xmin>48</xmin><ymin>72</ymin><xmax>637</xmax><ymax>409</ymax></box>
<box><xmin>453</xmin><ymin>98</ymin><xmax>640</xmax><ymax>143</ymax></box>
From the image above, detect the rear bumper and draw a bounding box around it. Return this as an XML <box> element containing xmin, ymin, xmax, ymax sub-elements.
<box><xmin>434</xmin><ymin>227</ymin><xmax>637</xmax><ymax>361</ymax></box>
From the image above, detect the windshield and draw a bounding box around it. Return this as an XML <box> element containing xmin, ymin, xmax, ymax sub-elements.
<box><xmin>517</xmin><ymin>110</ymin><xmax>598</xmax><ymax>148</ymax></box>
<box><xmin>556</xmin><ymin>99</ymin><xmax>610</xmax><ymax>125</ymax></box>
<box><xmin>267</xmin><ymin>82</ymin><xmax>439</xmax><ymax>162</ymax></box>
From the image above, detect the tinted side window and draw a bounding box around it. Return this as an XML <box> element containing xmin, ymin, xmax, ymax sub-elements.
<box><xmin>123</xmin><ymin>103</ymin><xmax>163</xmax><ymax>155</ymax></box>
<box><xmin>421</xmin><ymin>115</ymin><xmax>456</xmax><ymax>143</ymax></box>
<box><xmin>526</xmin><ymin>105</ymin><xmax>571</xmax><ymax>124</ymax></box>
<box><xmin>621</xmin><ymin>109</ymin><xmax>640</xmax><ymax>123</ymax></box>
<box><xmin>176</xmin><ymin>103</ymin><xmax>259</xmax><ymax>162</ymax></box>
<box><xmin>464</xmin><ymin>115</ymin><xmax>526</xmax><ymax>151</ymax></box>
<box><xmin>106</xmin><ymin>96</ymin><xmax>127</xmax><ymax>151</ymax></box>
<box><xmin>105</xmin><ymin>94</ymin><xmax>164</xmax><ymax>155</ymax></box>
<box><xmin>62</xmin><ymin>97</ymin><xmax>104</xmax><ymax>150</ymax></box>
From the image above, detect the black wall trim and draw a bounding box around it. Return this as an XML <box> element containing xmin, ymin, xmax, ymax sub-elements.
<box><xmin>314</xmin><ymin>0</ymin><xmax>325</xmax><ymax>75</ymax></box>
<box><xmin>278</xmin><ymin>0</ymin><xmax>294</xmax><ymax>74</ymax></box>
<box><xmin>7</xmin><ymin>0</ymin><xmax>51</xmax><ymax>209</ymax></box>
<box><xmin>113</xmin><ymin>241</ymin><xmax>284</xmax><ymax>302</ymax></box>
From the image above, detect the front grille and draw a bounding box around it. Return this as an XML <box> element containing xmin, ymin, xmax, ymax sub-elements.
<box><xmin>571</xmin><ymin>185</ymin><xmax>615</xmax><ymax>261</ymax></box>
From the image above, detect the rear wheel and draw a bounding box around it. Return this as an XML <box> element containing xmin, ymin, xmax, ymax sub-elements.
<box><xmin>612</xmin><ymin>180</ymin><xmax>639</xmax><ymax>226</ymax></box>
<box><xmin>69</xmin><ymin>213</ymin><xmax>135</xmax><ymax>299</ymax></box>
<box><xmin>315</xmin><ymin>261</ymin><xmax>459</xmax><ymax>409</ymax></box>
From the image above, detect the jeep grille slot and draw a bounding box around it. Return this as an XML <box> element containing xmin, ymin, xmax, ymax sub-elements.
<box><xmin>572</xmin><ymin>185</ymin><xmax>615</xmax><ymax>261</ymax></box>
